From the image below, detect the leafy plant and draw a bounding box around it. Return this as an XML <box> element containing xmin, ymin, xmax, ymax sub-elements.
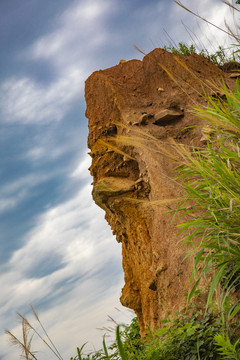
<box><xmin>163</xmin><ymin>42</ymin><xmax>197</xmax><ymax>56</ymax></box>
<box><xmin>109</xmin><ymin>317</ymin><xmax>144</xmax><ymax>359</ymax></box>
<box><xmin>144</xmin><ymin>311</ymin><xmax>223</xmax><ymax>360</ymax></box>
<box><xmin>214</xmin><ymin>333</ymin><xmax>240</xmax><ymax>360</ymax></box>
<box><xmin>171</xmin><ymin>82</ymin><xmax>240</xmax><ymax>316</ymax></box>
<box><xmin>109</xmin><ymin>312</ymin><xmax>240</xmax><ymax>360</ymax></box>
<box><xmin>163</xmin><ymin>42</ymin><xmax>240</xmax><ymax>66</ymax></box>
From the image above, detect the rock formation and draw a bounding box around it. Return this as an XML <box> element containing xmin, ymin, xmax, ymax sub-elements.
<box><xmin>85</xmin><ymin>48</ymin><xmax>237</xmax><ymax>335</ymax></box>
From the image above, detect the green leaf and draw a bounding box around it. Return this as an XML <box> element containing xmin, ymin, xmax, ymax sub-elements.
<box><xmin>116</xmin><ymin>325</ymin><xmax>128</xmax><ymax>360</ymax></box>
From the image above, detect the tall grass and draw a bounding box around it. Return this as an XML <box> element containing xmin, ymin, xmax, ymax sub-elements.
<box><xmin>5</xmin><ymin>305</ymin><xmax>64</xmax><ymax>360</ymax></box>
<box><xmin>172</xmin><ymin>81</ymin><xmax>240</xmax><ymax>318</ymax></box>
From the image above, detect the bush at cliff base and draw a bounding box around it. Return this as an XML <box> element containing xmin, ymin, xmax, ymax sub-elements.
<box><xmin>70</xmin><ymin>311</ymin><xmax>240</xmax><ymax>359</ymax></box>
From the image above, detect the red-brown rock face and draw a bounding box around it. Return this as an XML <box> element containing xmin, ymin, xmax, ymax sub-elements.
<box><xmin>85</xmin><ymin>49</ymin><xmax>237</xmax><ymax>335</ymax></box>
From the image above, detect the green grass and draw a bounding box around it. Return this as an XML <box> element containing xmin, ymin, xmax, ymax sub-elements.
<box><xmin>171</xmin><ymin>81</ymin><xmax>240</xmax><ymax>315</ymax></box>
<box><xmin>163</xmin><ymin>42</ymin><xmax>240</xmax><ymax>66</ymax></box>
<box><xmin>70</xmin><ymin>312</ymin><xmax>240</xmax><ymax>360</ymax></box>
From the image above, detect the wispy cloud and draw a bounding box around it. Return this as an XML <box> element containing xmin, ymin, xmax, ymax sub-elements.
<box><xmin>0</xmin><ymin>174</ymin><xmax>125</xmax><ymax>359</ymax></box>
<box><xmin>0</xmin><ymin>66</ymin><xmax>83</xmax><ymax>124</ymax></box>
<box><xmin>71</xmin><ymin>153</ymin><xmax>92</xmax><ymax>180</ymax></box>
<box><xmin>171</xmin><ymin>1</ymin><xmax>235</xmax><ymax>51</ymax></box>
<box><xmin>0</xmin><ymin>154</ymin><xmax>119</xmax><ymax>306</ymax></box>
<box><xmin>29</xmin><ymin>0</ymin><xmax>114</xmax><ymax>68</ymax></box>
<box><xmin>0</xmin><ymin>173</ymin><xmax>54</xmax><ymax>213</ymax></box>
<box><xmin>0</xmin><ymin>0</ymin><xmax>117</xmax><ymax>125</ymax></box>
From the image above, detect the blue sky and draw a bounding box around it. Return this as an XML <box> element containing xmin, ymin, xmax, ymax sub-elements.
<box><xmin>0</xmin><ymin>0</ymin><xmax>235</xmax><ymax>359</ymax></box>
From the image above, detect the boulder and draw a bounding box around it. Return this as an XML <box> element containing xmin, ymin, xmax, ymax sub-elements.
<box><xmin>85</xmin><ymin>48</ymin><xmax>236</xmax><ymax>335</ymax></box>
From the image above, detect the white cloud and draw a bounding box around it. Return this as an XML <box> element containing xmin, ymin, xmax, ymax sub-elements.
<box><xmin>0</xmin><ymin>0</ymin><xmax>118</xmax><ymax>125</ymax></box>
<box><xmin>0</xmin><ymin>174</ymin><xmax>125</xmax><ymax>359</ymax></box>
<box><xmin>25</xmin><ymin>141</ymin><xmax>74</xmax><ymax>163</ymax></box>
<box><xmin>1</xmin><ymin>173</ymin><xmax>48</xmax><ymax>196</ymax></box>
<box><xmin>29</xmin><ymin>0</ymin><xmax>114</xmax><ymax>67</ymax></box>
<box><xmin>3</xmin><ymin>174</ymin><xmax>121</xmax><ymax>313</ymax></box>
<box><xmin>171</xmin><ymin>1</ymin><xmax>237</xmax><ymax>51</ymax></box>
<box><xmin>0</xmin><ymin>191</ymin><xmax>27</xmax><ymax>213</ymax></box>
<box><xmin>9</xmin><ymin>183</ymin><xmax>94</xmax><ymax>271</ymax></box>
<box><xmin>71</xmin><ymin>152</ymin><xmax>92</xmax><ymax>180</ymax></box>
<box><xmin>2</xmin><ymin>283</ymin><xmax>132</xmax><ymax>360</ymax></box>
<box><xmin>0</xmin><ymin>173</ymin><xmax>52</xmax><ymax>213</ymax></box>
<box><xmin>0</xmin><ymin>65</ymin><xmax>83</xmax><ymax>124</ymax></box>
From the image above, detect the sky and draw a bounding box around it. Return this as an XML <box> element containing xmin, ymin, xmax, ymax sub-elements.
<box><xmin>0</xmin><ymin>0</ymin><xmax>237</xmax><ymax>359</ymax></box>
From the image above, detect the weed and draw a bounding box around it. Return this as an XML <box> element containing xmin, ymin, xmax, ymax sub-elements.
<box><xmin>71</xmin><ymin>312</ymin><xmax>240</xmax><ymax>360</ymax></box>
<box><xmin>163</xmin><ymin>42</ymin><xmax>240</xmax><ymax>66</ymax></box>
<box><xmin>6</xmin><ymin>305</ymin><xmax>63</xmax><ymax>360</ymax></box>
<box><xmin>171</xmin><ymin>82</ymin><xmax>240</xmax><ymax>317</ymax></box>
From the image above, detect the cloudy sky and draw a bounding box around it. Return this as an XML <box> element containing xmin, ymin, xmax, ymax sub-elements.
<box><xmin>0</xmin><ymin>0</ymin><xmax>237</xmax><ymax>359</ymax></box>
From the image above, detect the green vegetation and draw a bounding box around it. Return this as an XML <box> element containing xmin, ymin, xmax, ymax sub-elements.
<box><xmin>6</xmin><ymin>306</ymin><xmax>240</xmax><ymax>359</ymax></box>
<box><xmin>173</xmin><ymin>82</ymin><xmax>240</xmax><ymax>313</ymax></box>
<box><xmin>163</xmin><ymin>42</ymin><xmax>240</xmax><ymax>66</ymax></box>
<box><xmin>70</xmin><ymin>310</ymin><xmax>240</xmax><ymax>360</ymax></box>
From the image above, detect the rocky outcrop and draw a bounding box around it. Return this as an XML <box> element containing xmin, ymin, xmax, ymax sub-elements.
<box><xmin>85</xmin><ymin>48</ymin><xmax>236</xmax><ymax>335</ymax></box>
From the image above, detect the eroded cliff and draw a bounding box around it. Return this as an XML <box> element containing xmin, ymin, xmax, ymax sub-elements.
<box><xmin>85</xmin><ymin>48</ymin><xmax>238</xmax><ymax>334</ymax></box>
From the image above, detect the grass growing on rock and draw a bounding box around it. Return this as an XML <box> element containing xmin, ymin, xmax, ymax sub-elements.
<box><xmin>171</xmin><ymin>82</ymin><xmax>240</xmax><ymax>313</ymax></box>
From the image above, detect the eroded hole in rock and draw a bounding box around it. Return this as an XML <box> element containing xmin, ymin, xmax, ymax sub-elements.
<box><xmin>153</xmin><ymin>116</ymin><xmax>183</xmax><ymax>126</ymax></box>
<box><xmin>153</xmin><ymin>109</ymin><xmax>184</xmax><ymax>126</ymax></box>
<box><xmin>102</xmin><ymin>124</ymin><xmax>117</xmax><ymax>136</ymax></box>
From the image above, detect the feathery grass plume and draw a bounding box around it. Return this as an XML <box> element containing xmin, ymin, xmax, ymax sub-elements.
<box><xmin>111</xmin><ymin>121</ymin><xmax>182</xmax><ymax>161</ymax></box>
<box><xmin>121</xmin><ymin>197</ymin><xmax>180</xmax><ymax>207</ymax></box>
<box><xmin>158</xmin><ymin>63</ymin><xmax>199</xmax><ymax>102</ymax></box>
<box><xmin>5</xmin><ymin>317</ymin><xmax>38</xmax><ymax>360</ymax></box>
<box><xmin>30</xmin><ymin>305</ymin><xmax>63</xmax><ymax>360</ymax></box>
<box><xmin>223</xmin><ymin>1</ymin><xmax>240</xmax><ymax>44</ymax></box>
<box><xmin>6</xmin><ymin>305</ymin><xmax>64</xmax><ymax>360</ymax></box>
<box><xmin>173</xmin><ymin>55</ymin><xmax>221</xmax><ymax>93</ymax></box>
<box><xmin>172</xmin><ymin>82</ymin><xmax>240</xmax><ymax>315</ymax></box>
<box><xmin>92</xmin><ymin>138</ymin><xmax>135</xmax><ymax>161</ymax></box>
<box><xmin>175</xmin><ymin>1</ymin><xmax>240</xmax><ymax>43</ymax></box>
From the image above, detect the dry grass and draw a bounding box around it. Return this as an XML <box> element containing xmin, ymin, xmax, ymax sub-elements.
<box><xmin>5</xmin><ymin>305</ymin><xmax>63</xmax><ymax>360</ymax></box>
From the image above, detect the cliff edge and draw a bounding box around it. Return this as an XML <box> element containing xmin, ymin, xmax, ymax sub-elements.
<box><xmin>85</xmin><ymin>48</ymin><xmax>237</xmax><ymax>335</ymax></box>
